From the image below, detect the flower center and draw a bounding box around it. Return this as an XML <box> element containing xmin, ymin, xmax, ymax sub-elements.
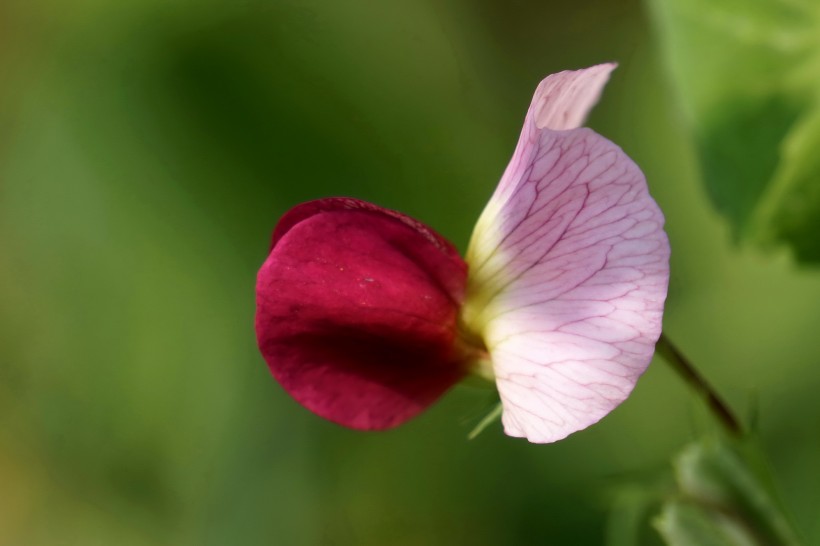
<box><xmin>455</xmin><ymin>318</ymin><xmax>494</xmax><ymax>382</ymax></box>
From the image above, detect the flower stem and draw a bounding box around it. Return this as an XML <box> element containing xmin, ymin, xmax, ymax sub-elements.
<box><xmin>656</xmin><ymin>333</ymin><xmax>743</xmax><ymax>436</ymax></box>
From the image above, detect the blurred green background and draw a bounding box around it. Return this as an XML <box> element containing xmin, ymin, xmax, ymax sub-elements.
<box><xmin>2</xmin><ymin>0</ymin><xmax>819</xmax><ymax>544</ymax></box>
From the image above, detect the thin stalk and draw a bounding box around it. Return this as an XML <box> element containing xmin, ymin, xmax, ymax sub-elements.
<box><xmin>656</xmin><ymin>333</ymin><xmax>743</xmax><ymax>436</ymax></box>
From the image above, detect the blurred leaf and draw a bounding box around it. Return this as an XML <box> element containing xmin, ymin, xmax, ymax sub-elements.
<box><xmin>648</xmin><ymin>0</ymin><xmax>820</xmax><ymax>263</ymax></box>
<box><xmin>757</xmin><ymin>102</ymin><xmax>820</xmax><ymax>261</ymax></box>
<box><xmin>656</xmin><ymin>500</ymin><xmax>753</xmax><ymax>546</ymax></box>
<box><xmin>656</xmin><ymin>440</ymin><xmax>802</xmax><ymax>546</ymax></box>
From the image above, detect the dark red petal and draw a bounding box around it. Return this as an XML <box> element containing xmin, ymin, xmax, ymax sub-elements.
<box><xmin>255</xmin><ymin>198</ymin><xmax>469</xmax><ymax>430</ymax></box>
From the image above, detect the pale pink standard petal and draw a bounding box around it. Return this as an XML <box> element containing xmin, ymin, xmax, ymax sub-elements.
<box><xmin>464</xmin><ymin>66</ymin><xmax>670</xmax><ymax>444</ymax></box>
<box><xmin>492</xmin><ymin>63</ymin><xmax>617</xmax><ymax>203</ymax></box>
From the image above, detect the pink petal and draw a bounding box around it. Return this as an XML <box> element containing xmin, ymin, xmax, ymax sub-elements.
<box><xmin>256</xmin><ymin>198</ymin><xmax>468</xmax><ymax>430</ymax></box>
<box><xmin>493</xmin><ymin>63</ymin><xmax>617</xmax><ymax>202</ymax></box>
<box><xmin>464</xmin><ymin>66</ymin><xmax>670</xmax><ymax>443</ymax></box>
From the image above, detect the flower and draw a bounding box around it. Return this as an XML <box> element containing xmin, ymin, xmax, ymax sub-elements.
<box><xmin>256</xmin><ymin>64</ymin><xmax>670</xmax><ymax>443</ymax></box>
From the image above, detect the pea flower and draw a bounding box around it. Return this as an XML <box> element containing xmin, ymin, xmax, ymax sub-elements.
<box><xmin>256</xmin><ymin>64</ymin><xmax>670</xmax><ymax>443</ymax></box>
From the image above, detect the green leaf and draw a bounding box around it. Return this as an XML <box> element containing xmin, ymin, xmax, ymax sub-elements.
<box><xmin>658</xmin><ymin>440</ymin><xmax>803</xmax><ymax>546</ymax></box>
<box><xmin>655</xmin><ymin>500</ymin><xmax>755</xmax><ymax>546</ymax></box>
<box><xmin>756</xmin><ymin>102</ymin><xmax>820</xmax><ymax>261</ymax></box>
<box><xmin>648</xmin><ymin>0</ymin><xmax>820</xmax><ymax>263</ymax></box>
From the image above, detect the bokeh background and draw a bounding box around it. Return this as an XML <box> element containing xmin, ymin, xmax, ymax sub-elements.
<box><xmin>2</xmin><ymin>0</ymin><xmax>819</xmax><ymax>544</ymax></box>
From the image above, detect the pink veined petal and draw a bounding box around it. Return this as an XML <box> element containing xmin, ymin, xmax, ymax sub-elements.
<box><xmin>256</xmin><ymin>198</ymin><xmax>468</xmax><ymax>430</ymax></box>
<box><xmin>493</xmin><ymin>63</ymin><xmax>617</xmax><ymax>203</ymax></box>
<box><xmin>464</xmin><ymin>66</ymin><xmax>670</xmax><ymax>444</ymax></box>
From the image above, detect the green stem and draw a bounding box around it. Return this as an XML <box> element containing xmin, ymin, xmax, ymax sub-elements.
<box><xmin>656</xmin><ymin>333</ymin><xmax>743</xmax><ymax>437</ymax></box>
<box><xmin>468</xmin><ymin>402</ymin><xmax>503</xmax><ymax>440</ymax></box>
